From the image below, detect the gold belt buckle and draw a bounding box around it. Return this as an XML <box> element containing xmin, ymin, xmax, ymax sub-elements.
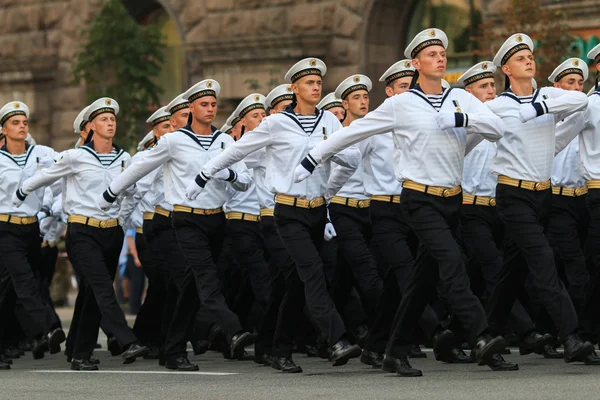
<box><xmin>309</xmin><ymin>199</ymin><xmax>319</xmax><ymax>208</ymax></box>
<box><xmin>99</xmin><ymin>220</ymin><xmax>107</xmax><ymax>228</ymax></box>
<box><xmin>489</xmin><ymin>198</ymin><xmax>497</xmax><ymax>206</ymax></box>
<box><xmin>575</xmin><ymin>187</ymin><xmax>585</xmax><ymax>196</ymax></box>
<box><xmin>442</xmin><ymin>189</ymin><xmax>450</xmax><ymax>197</ymax></box>
<box><xmin>357</xmin><ymin>200</ymin><xmax>368</xmax><ymax>208</ymax></box>
<box><xmin>534</xmin><ymin>182</ymin><xmax>543</xmax><ymax>191</ymax></box>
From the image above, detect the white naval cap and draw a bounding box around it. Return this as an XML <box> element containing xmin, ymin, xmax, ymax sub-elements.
<box><xmin>146</xmin><ymin>106</ymin><xmax>171</xmax><ymax>126</ymax></box>
<box><xmin>225</xmin><ymin>110</ymin><xmax>241</xmax><ymax>132</ymax></box>
<box><xmin>458</xmin><ymin>61</ymin><xmax>497</xmax><ymax>86</ymax></box>
<box><xmin>404</xmin><ymin>28</ymin><xmax>448</xmax><ymax>59</ymax></box>
<box><xmin>587</xmin><ymin>43</ymin><xmax>600</xmax><ymax>62</ymax></box>
<box><xmin>379</xmin><ymin>59</ymin><xmax>416</xmax><ymax>85</ymax></box>
<box><xmin>183</xmin><ymin>79</ymin><xmax>221</xmax><ymax>103</ymax></box>
<box><xmin>316</xmin><ymin>92</ymin><xmax>343</xmax><ymax>111</ymax></box>
<box><xmin>165</xmin><ymin>93</ymin><xmax>189</xmax><ymax>115</ymax></box>
<box><xmin>284</xmin><ymin>58</ymin><xmax>327</xmax><ymax>83</ymax></box>
<box><xmin>548</xmin><ymin>58</ymin><xmax>589</xmax><ymax>83</ymax></box>
<box><xmin>234</xmin><ymin>93</ymin><xmax>266</xmax><ymax>120</ymax></box>
<box><xmin>25</xmin><ymin>132</ymin><xmax>36</xmax><ymax>145</ymax></box>
<box><xmin>220</xmin><ymin>121</ymin><xmax>232</xmax><ymax>134</ymax></box>
<box><xmin>83</xmin><ymin>97</ymin><xmax>119</xmax><ymax>121</ymax></box>
<box><xmin>73</xmin><ymin>105</ymin><xmax>90</xmax><ymax>134</ymax></box>
<box><xmin>265</xmin><ymin>84</ymin><xmax>294</xmax><ymax>108</ymax></box>
<box><xmin>0</xmin><ymin>101</ymin><xmax>30</xmax><ymax>126</ymax></box>
<box><xmin>334</xmin><ymin>74</ymin><xmax>372</xmax><ymax>100</ymax></box>
<box><xmin>493</xmin><ymin>33</ymin><xmax>534</xmax><ymax>67</ymax></box>
<box><xmin>137</xmin><ymin>130</ymin><xmax>156</xmax><ymax>151</ymax></box>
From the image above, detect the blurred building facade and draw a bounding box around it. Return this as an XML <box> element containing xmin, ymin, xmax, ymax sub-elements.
<box><xmin>0</xmin><ymin>0</ymin><xmax>598</xmax><ymax>149</ymax></box>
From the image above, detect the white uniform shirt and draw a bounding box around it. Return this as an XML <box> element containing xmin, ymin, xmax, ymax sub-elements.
<box><xmin>580</xmin><ymin>91</ymin><xmax>600</xmax><ymax>180</ymax></box>
<box><xmin>552</xmin><ymin>138</ymin><xmax>586</xmax><ymax>188</ymax></box>
<box><xmin>462</xmin><ymin>141</ymin><xmax>498</xmax><ymax>197</ymax></box>
<box><xmin>306</xmin><ymin>87</ymin><xmax>504</xmax><ymax>188</ymax></box>
<box><xmin>21</xmin><ymin>142</ymin><xmax>131</xmax><ymax>220</ymax></box>
<box><xmin>488</xmin><ymin>87</ymin><xmax>588</xmax><ymax>182</ymax></box>
<box><xmin>200</xmin><ymin>107</ymin><xmax>361</xmax><ymax>200</ymax></box>
<box><xmin>245</xmin><ymin>148</ymin><xmax>274</xmax><ymax>209</ymax></box>
<box><xmin>0</xmin><ymin>144</ymin><xmax>58</xmax><ymax>217</ymax></box>
<box><xmin>107</xmin><ymin>126</ymin><xmax>251</xmax><ymax>210</ymax></box>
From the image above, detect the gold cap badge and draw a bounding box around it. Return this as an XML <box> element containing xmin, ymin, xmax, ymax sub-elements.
<box><xmin>309</xmin><ymin>59</ymin><xmax>317</xmax><ymax>67</ymax></box>
<box><xmin>573</xmin><ymin>59</ymin><xmax>579</xmax><ymax>67</ymax></box>
<box><xmin>353</xmin><ymin>76</ymin><xmax>360</xmax><ymax>83</ymax></box>
<box><xmin>286</xmin><ymin>85</ymin><xmax>292</xmax><ymax>92</ymax></box>
<box><xmin>14</xmin><ymin>102</ymin><xmax>19</xmax><ymax>108</ymax></box>
<box><xmin>482</xmin><ymin>62</ymin><xmax>488</xmax><ymax>70</ymax></box>
<box><xmin>404</xmin><ymin>61</ymin><xmax>411</xmax><ymax>68</ymax></box>
<box><xmin>428</xmin><ymin>29</ymin><xmax>436</xmax><ymax>37</ymax></box>
<box><xmin>105</xmin><ymin>99</ymin><xmax>111</xmax><ymax>106</ymax></box>
<box><xmin>516</xmin><ymin>34</ymin><xmax>523</xmax><ymax>43</ymax></box>
<box><xmin>254</xmin><ymin>95</ymin><xmax>260</xmax><ymax>101</ymax></box>
<box><xmin>206</xmin><ymin>80</ymin><xmax>213</xmax><ymax>88</ymax></box>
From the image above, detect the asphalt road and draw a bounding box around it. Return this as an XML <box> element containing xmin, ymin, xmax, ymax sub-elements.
<box><xmin>3</xmin><ymin>345</ymin><xmax>600</xmax><ymax>400</ymax></box>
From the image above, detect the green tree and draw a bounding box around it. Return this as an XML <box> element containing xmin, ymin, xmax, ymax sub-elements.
<box><xmin>477</xmin><ymin>0</ymin><xmax>574</xmax><ymax>90</ymax></box>
<box><xmin>71</xmin><ymin>0</ymin><xmax>165</xmax><ymax>149</ymax></box>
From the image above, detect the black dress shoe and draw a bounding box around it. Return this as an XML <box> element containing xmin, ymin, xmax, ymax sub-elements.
<box><xmin>483</xmin><ymin>353</ymin><xmax>519</xmax><ymax>371</ymax></box>
<box><xmin>409</xmin><ymin>344</ymin><xmax>427</xmax><ymax>359</ymax></box>
<box><xmin>271</xmin><ymin>356</ymin><xmax>302</xmax><ymax>373</ymax></box>
<box><xmin>71</xmin><ymin>358</ymin><xmax>99</xmax><ymax>371</ymax></box>
<box><xmin>305</xmin><ymin>345</ymin><xmax>319</xmax><ymax>358</ymax></box>
<box><xmin>472</xmin><ymin>334</ymin><xmax>506</xmax><ymax>364</ymax></box>
<box><xmin>518</xmin><ymin>332</ymin><xmax>553</xmax><ymax>356</ymax></box>
<box><xmin>542</xmin><ymin>344</ymin><xmax>563</xmax><ymax>359</ymax></box>
<box><xmin>18</xmin><ymin>340</ymin><xmax>32</xmax><ymax>351</ymax></box>
<box><xmin>165</xmin><ymin>356</ymin><xmax>199</xmax><ymax>371</ymax></box>
<box><xmin>0</xmin><ymin>355</ymin><xmax>13</xmax><ymax>365</ymax></box>
<box><xmin>2</xmin><ymin>347</ymin><xmax>21</xmax><ymax>359</ymax></box>
<box><xmin>143</xmin><ymin>346</ymin><xmax>160</xmax><ymax>360</ymax></box>
<box><xmin>437</xmin><ymin>346</ymin><xmax>473</xmax><ymax>364</ymax></box>
<box><xmin>230</xmin><ymin>332</ymin><xmax>255</xmax><ymax>359</ymax></box>
<box><xmin>382</xmin><ymin>355</ymin><xmax>422</xmax><ymax>377</ymax></box>
<box><xmin>122</xmin><ymin>344</ymin><xmax>149</xmax><ymax>364</ymax></box>
<box><xmin>330</xmin><ymin>339</ymin><xmax>361</xmax><ymax>366</ymax></box>
<box><xmin>432</xmin><ymin>329</ymin><xmax>455</xmax><ymax>361</ymax></box>
<box><xmin>32</xmin><ymin>337</ymin><xmax>49</xmax><ymax>360</ymax></box>
<box><xmin>360</xmin><ymin>350</ymin><xmax>383</xmax><ymax>368</ymax></box>
<box><xmin>68</xmin><ymin>356</ymin><xmax>100</xmax><ymax>365</ymax></box>
<box><xmin>107</xmin><ymin>336</ymin><xmax>121</xmax><ymax>356</ymax></box>
<box><xmin>192</xmin><ymin>340</ymin><xmax>209</xmax><ymax>356</ymax></box>
<box><xmin>254</xmin><ymin>353</ymin><xmax>272</xmax><ymax>366</ymax></box>
<box><xmin>353</xmin><ymin>324</ymin><xmax>369</xmax><ymax>347</ymax></box>
<box><xmin>208</xmin><ymin>325</ymin><xmax>228</xmax><ymax>353</ymax></box>
<box><xmin>583</xmin><ymin>351</ymin><xmax>600</xmax><ymax>365</ymax></box>
<box><xmin>47</xmin><ymin>328</ymin><xmax>66</xmax><ymax>355</ymax></box>
<box><xmin>564</xmin><ymin>333</ymin><xmax>594</xmax><ymax>363</ymax></box>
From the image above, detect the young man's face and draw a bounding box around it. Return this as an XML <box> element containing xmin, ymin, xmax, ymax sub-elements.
<box><xmin>189</xmin><ymin>97</ymin><xmax>217</xmax><ymax>125</ymax></box>
<box><xmin>414</xmin><ymin>45</ymin><xmax>447</xmax><ymax>79</ymax></box>
<box><xmin>554</xmin><ymin>73</ymin><xmax>584</xmax><ymax>92</ymax></box>
<box><xmin>292</xmin><ymin>75</ymin><xmax>323</xmax><ymax>106</ymax></box>
<box><xmin>502</xmin><ymin>49</ymin><xmax>536</xmax><ymax>80</ymax></box>
<box><xmin>466</xmin><ymin>78</ymin><xmax>497</xmax><ymax>102</ymax></box>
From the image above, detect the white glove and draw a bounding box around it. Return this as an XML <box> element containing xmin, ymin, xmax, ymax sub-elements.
<box><xmin>36</xmin><ymin>211</ymin><xmax>48</xmax><ymax>222</ymax></box>
<box><xmin>98</xmin><ymin>195</ymin><xmax>113</xmax><ymax>211</ymax></box>
<box><xmin>213</xmin><ymin>168</ymin><xmax>232</xmax><ymax>181</ymax></box>
<box><xmin>436</xmin><ymin>112</ymin><xmax>457</xmax><ymax>129</ymax></box>
<box><xmin>37</xmin><ymin>156</ymin><xmax>55</xmax><ymax>168</ymax></box>
<box><xmin>12</xmin><ymin>190</ymin><xmax>25</xmax><ymax>208</ymax></box>
<box><xmin>185</xmin><ymin>179</ymin><xmax>204</xmax><ymax>201</ymax></box>
<box><xmin>518</xmin><ymin>104</ymin><xmax>538</xmax><ymax>123</ymax></box>
<box><xmin>294</xmin><ymin>164</ymin><xmax>311</xmax><ymax>183</ymax></box>
<box><xmin>324</xmin><ymin>222</ymin><xmax>337</xmax><ymax>241</ymax></box>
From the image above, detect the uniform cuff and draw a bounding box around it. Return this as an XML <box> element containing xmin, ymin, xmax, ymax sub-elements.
<box><xmin>454</xmin><ymin>113</ymin><xmax>469</xmax><ymax>127</ymax></box>
<box><xmin>225</xmin><ymin>169</ymin><xmax>237</xmax><ymax>182</ymax></box>
<box><xmin>195</xmin><ymin>172</ymin><xmax>209</xmax><ymax>188</ymax></box>
<box><xmin>103</xmin><ymin>188</ymin><xmax>117</xmax><ymax>203</ymax></box>
<box><xmin>16</xmin><ymin>188</ymin><xmax>28</xmax><ymax>201</ymax></box>
<box><xmin>301</xmin><ymin>155</ymin><xmax>318</xmax><ymax>173</ymax></box>
<box><xmin>532</xmin><ymin>102</ymin><xmax>547</xmax><ymax>117</ymax></box>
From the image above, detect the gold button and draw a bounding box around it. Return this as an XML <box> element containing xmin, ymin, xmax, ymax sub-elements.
<box><xmin>490</xmin><ymin>198</ymin><xmax>497</xmax><ymax>206</ymax></box>
<box><xmin>535</xmin><ymin>183</ymin><xmax>543</xmax><ymax>191</ymax></box>
<box><xmin>442</xmin><ymin>189</ymin><xmax>450</xmax><ymax>197</ymax></box>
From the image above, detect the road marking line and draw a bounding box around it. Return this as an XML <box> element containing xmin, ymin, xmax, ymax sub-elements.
<box><xmin>31</xmin><ymin>370</ymin><xmax>238</xmax><ymax>376</ymax></box>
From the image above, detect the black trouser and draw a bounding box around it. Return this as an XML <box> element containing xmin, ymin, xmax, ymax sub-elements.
<box><xmin>151</xmin><ymin>213</ymin><xmax>212</xmax><ymax>353</ymax></box>
<box><xmin>329</xmin><ymin>204</ymin><xmax>382</xmax><ymax>326</ymax></box>
<box><xmin>39</xmin><ymin>243</ymin><xmax>59</xmax><ymax>312</ymax></box>
<box><xmin>67</xmin><ymin>223</ymin><xmax>137</xmax><ymax>359</ymax></box>
<box><xmin>0</xmin><ymin>221</ymin><xmax>58</xmax><ymax>343</ymax></box>
<box><xmin>225</xmin><ymin>218</ymin><xmax>272</xmax><ymax>336</ymax></box>
<box><xmin>365</xmin><ymin>200</ymin><xmax>439</xmax><ymax>354</ymax></box>
<box><xmin>582</xmin><ymin>189</ymin><xmax>600</xmax><ymax>338</ymax></box>
<box><xmin>459</xmin><ymin>204</ymin><xmax>534</xmax><ymax>336</ymax></box>
<box><xmin>132</xmin><ymin>226</ymin><xmax>166</xmax><ymax>348</ymax></box>
<box><xmin>547</xmin><ymin>194</ymin><xmax>590</xmax><ymax>314</ymax></box>
<box><xmin>385</xmin><ymin>189</ymin><xmax>488</xmax><ymax>357</ymax></box>
<box><xmin>164</xmin><ymin>211</ymin><xmax>241</xmax><ymax>361</ymax></box>
<box><xmin>486</xmin><ymin>185</ymin><xmax>578</xmax><ymax>340</ymax></box>
<box><xmin>272</xmin><ymin>203</ymin><xmax>346</xmax><ymax>357</ymax></box>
